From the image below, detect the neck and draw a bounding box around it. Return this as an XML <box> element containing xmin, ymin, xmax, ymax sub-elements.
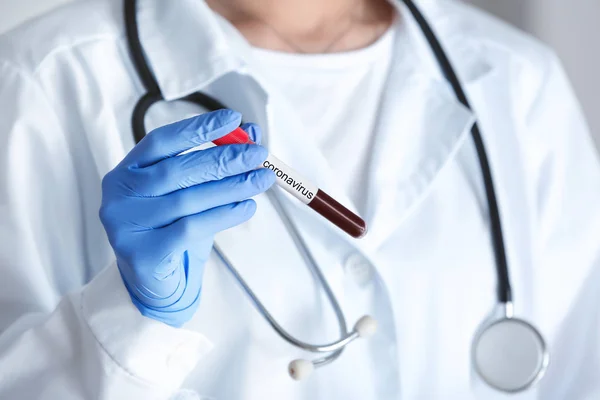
<box><xmin>206</xmin><ymin>0</ymin><xmax>395</xmax><ymax>53</ymax></box>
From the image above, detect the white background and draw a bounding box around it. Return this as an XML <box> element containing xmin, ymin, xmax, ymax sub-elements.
<box><xmin>1</xmin><ymin>0</ymin><xmax>599</xmax><ymax>148</ymax></box>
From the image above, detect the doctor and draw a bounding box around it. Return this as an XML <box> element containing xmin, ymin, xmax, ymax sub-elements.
<box><xmin>0</xmin><ymin>0</ymin><xmax>599</xmax><ymax>398</ymax></box>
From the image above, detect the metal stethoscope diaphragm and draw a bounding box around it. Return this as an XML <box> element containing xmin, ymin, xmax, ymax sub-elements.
<box><xmin>472</xmin><ymin>303</ymin><xmax>549</xmax><ymax>392</ymax></box>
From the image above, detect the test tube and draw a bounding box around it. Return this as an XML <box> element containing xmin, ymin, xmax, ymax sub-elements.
<box><xmin>213</xmin><ymin>127</ymin><xmax>367</xmax><ymax>239</ymax></box>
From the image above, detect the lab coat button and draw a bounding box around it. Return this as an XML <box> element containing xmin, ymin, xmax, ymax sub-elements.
<box><xmin>344</xmin><ymin>253</ymin><xmax>373</xmax><ymax>286</ymax></box>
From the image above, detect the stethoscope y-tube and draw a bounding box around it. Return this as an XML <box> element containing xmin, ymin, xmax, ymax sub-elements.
<box><xmin>123</xmin><ymin>0</ymin><xmax>548</xmax><ymax>391</ymax></box>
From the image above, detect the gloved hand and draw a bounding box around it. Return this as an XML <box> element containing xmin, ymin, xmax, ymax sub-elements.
<box><xmin>99</xmin><ymin>109</ymin><xmax>274</xmax><ymax>327</ymax></box>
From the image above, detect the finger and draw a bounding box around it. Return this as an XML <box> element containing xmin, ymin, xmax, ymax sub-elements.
<box><xmin>126</xmin><ymin>144</ymin><xmax>268</xmax><ymax>196</ymax></box>
<box><xmin>131</xmin><ymin>169</ymin><xmax>275</xmax><ymax>228</ymax></box>
<box><xmin>240</xmin><ymin>123</ymin><xmax>262</xmax><ymax>144</ymax></box>
<box><xmin>154</xmin><ymin>200</ymin><xmax>258</xmax><ymax>254</ymax></box>
<box><xmin>125</xmin><ymin>109</ymin><xmax>242</xmax><ymax>168</ymax></box>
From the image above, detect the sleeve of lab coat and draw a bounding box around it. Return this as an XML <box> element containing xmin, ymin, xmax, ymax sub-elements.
<box><xmin>0</xmin><ymin>61</ymin><xmax>211</xmax><ymax>398</ymax></box>
<box><xmin>521</xmin><ymin>52</ymin><xmax>600</xmax><ymax>399</ymax></box>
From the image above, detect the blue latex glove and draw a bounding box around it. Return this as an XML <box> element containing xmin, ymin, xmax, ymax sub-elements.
<box><xmin>99</xmin><ymin>109</ymin><xmax>274</xmax><ymax>327</ymax></box>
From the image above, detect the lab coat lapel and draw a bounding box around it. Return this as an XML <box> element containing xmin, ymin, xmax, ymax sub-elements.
<box><xmin>362</xmin><ymin>74</ymin><xmax>474</xmax><ymax>249</ymax></box>
<box><xmin>359</xmin><ymin>2</ymin><xmax>507</xmax><ymax>249</ymax></box>
<box><xmin>357</xmin><ymin>19</ymin><xmax>473</xmax><ymax>249</ymax></box>
<box><xmin>136</xmin><ymin>0</ymin><xmax>244</xmax><ymax>100</ymax></box>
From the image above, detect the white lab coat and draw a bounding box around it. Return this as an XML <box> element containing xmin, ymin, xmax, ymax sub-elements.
<box><xmin>0</xmin><ymin>0</ymin><xmax>598</xmax><ymax>399</ymax></box>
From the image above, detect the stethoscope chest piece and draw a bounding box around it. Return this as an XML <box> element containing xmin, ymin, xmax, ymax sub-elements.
<box><xmin>124</xmin><ymin>0</ymin><xmax>550</xmax><ymax>388</ymax></box>
<box><xmin>473</xmin><ymin>316</ymin><xmax>549</xmax><ymax>393</ymax></box>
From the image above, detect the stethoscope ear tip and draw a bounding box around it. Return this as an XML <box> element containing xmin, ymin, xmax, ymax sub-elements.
<box><xmin>288</xmin><ymin>359</ymin><xmax>314</xmax><ymax>381</ymax></box>
<box><xmin>354</xmin><ymin>315</ymin><xmax>378</xmax><ymax>338</ymax></box>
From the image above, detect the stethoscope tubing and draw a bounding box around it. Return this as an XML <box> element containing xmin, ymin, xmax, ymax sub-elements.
<box><xmin>402</xmin><ymin>0</ymin><xmax>512</xmax><ymax>304</ymax></box>
<box><xmin>213</xmin><ymin>191</ymin><xmax>356</xmax><ymax>362</ymax></box>
<box><xmin>123</xmin><ymin>0</ymin><xmax>524</xmax><ymax>380</ymax></box>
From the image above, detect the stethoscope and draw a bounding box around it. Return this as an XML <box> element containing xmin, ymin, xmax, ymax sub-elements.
<box><xmin>124</xmin><ymin>0</ymin><xmax>549</xmax><ymax>392</ymax></box>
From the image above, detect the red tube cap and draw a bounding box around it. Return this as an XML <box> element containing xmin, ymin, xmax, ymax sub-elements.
<box><xmin>213</xmin><ymin>127</ymin><xmax>254</xmax><ymax>146</ymax></box>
